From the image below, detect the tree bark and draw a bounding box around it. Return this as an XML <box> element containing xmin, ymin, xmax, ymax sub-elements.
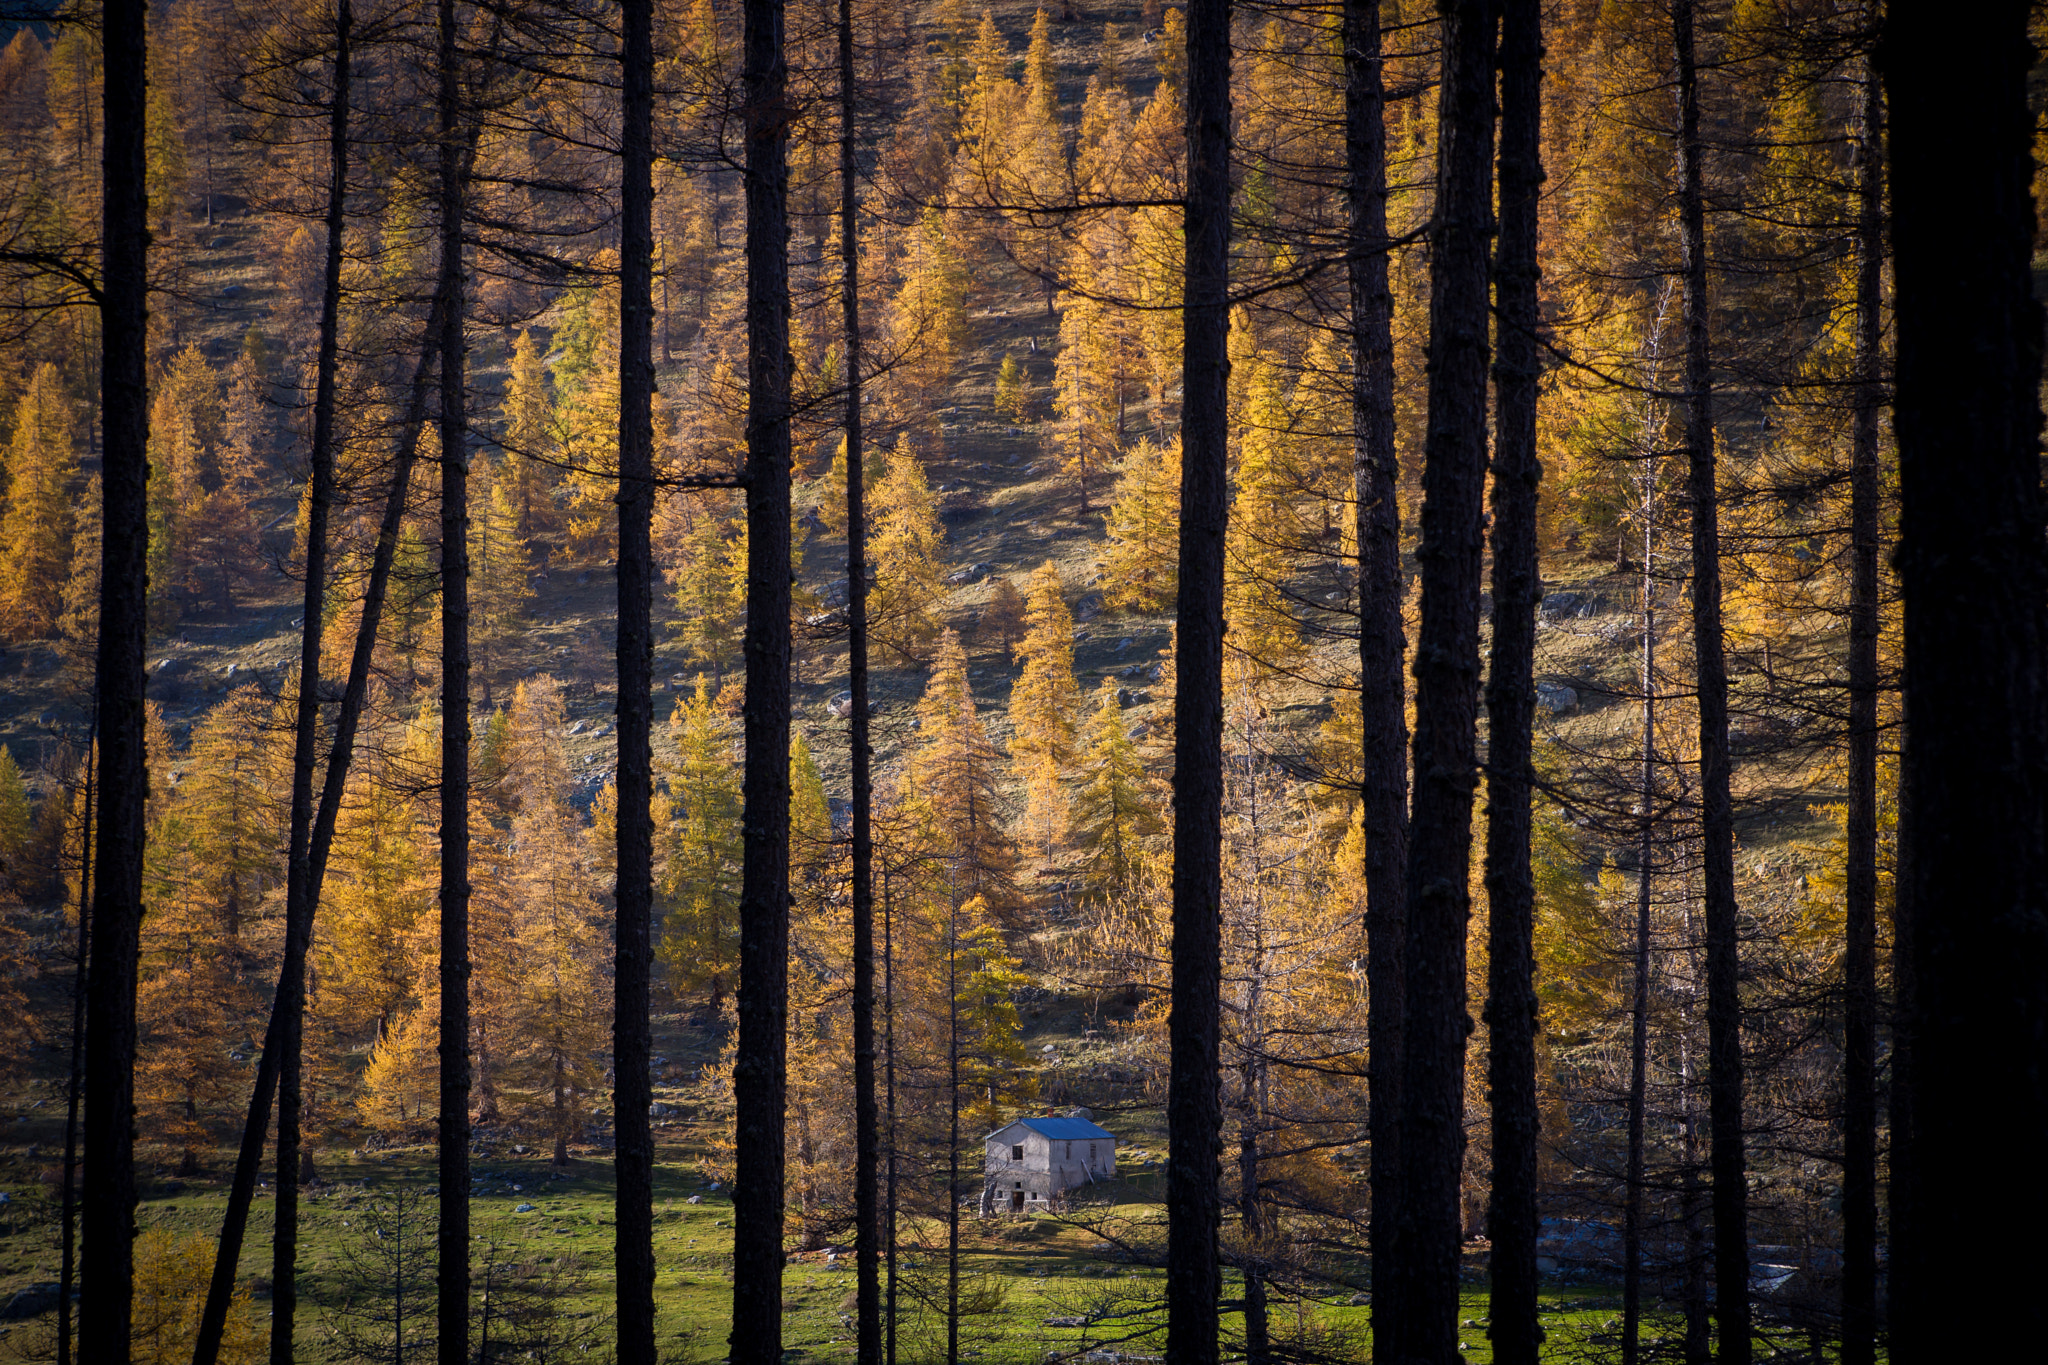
<box><xmin>435</xmin><ymin>0</ymin><xmax>472</xmax><ymax>1358</ymax></box>
<box><xmin>1671</xmin><ymin>7</ymin><xmax>1748</xmax><ymax>1357</ymax></box>
<box><xmin>1391</xmin><ymin>1</ymin><xmax>1494</xmax><ymax>1360</ymax></box>
<box><xmin>615</xmin><ymin>1</ymin><xmax>658</xmax><ymax>1359</ymax></box>
<box><xmin>732</xmin><ymin>0</ymin><xmax>793</xmax><ymax>1356</ymax></box>
<box><xmin>57</xmin><ymin>732</ymin><xmax>91</xmax><ymax>1365</ymax></box>
<box><xmin>1885</xmin><ymin>3</ymin><xmax>2048</xmax><ymax>1361</ymax></box>
<box><xmin>267</xmin><ymin>9</ymin><xmax>351</xmax><ymax>1357</ymax></box>
<box><xmin>1839</xmin><ymin>43</ymin><xmax>1883</xmax><ymax>1365</ymax></box>
<box><xmin>1484</xmin><ymin>1</ymin><xmax>1543</xmax><ymax>1360</ymax></box>
<box><xmin>1344</xmin><ymin>0</ymin><xmax>1409</xmax><ymax>1336</ymax></box>
<box><xmin>82</xmin><ymin>2</ymin><xmax>149</xmax><ymax>1358</ymax></box>
<box><xmin>1169</xmin><ymin>2</ymin><xmax>1231</xmax><ymax>1361</ymax></box>
<box><xmin>840</xmin><ymin>0</ymin><xmax>882</xmax><ymax>1356</ymax></box>
<box><xmin>1623</xmin><ymin>498</ymin><xmax>1655</xmax><ymax>1365</ymax></box>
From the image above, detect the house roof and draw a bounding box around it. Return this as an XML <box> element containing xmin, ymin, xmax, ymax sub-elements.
<box><xmin>988</xmin><ymin>1116</ymin><xmax>1115</xmax><ymax>1142</ymax></box>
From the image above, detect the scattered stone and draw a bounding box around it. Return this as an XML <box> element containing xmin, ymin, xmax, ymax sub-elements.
<box><xmin>1535</xmin><ymin>682</ymin><xmax>1578</xmax><ymax>715</ymax></box>
<box><xmin>1073</xmin><ymin>593</ymin><xmax>1105</xmax><ymax>622</ymax></box>
<box><xmin>687</xmin><ymin>1194</ymin><xmax>703</xmax><ymax>1204</ymax></box>
<box><xmin>514</xmin><ymin>1203</ymin><xmax>537</xmax><ymax>1213</ymax></box>
<box><xmin>1539</xmin><ymin>590</ymin><xmax>1603</xmax><ymax>621</ymax></box>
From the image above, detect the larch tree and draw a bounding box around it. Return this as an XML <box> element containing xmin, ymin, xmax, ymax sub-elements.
<box><xmin>1483</xmin><ymin>0</ymin><xmax>1545</xmax><ymax>1359</ymax></box>
<box><xmin>1671</xmin><ymin>4</ymin><xmax>1748</xmax><ymax>1355</ymax></box>
<box><xmin>1008</xmin><ymin>559</ymin><xmax>1081</xmax><ymax>851</ymax></box>
<box><xmin>733</xmin><ymin>0</ymin><xmax>795</xmax><ymax>1353</ymax></box>
<box><xmin>1392</xmin><ymin>2</ymin><xmax>1495</xmax><ymax>1363</ymax></box>
<box><xmin>616</xmin><ymin>0</ymin><xmax>659</xmax><ymax>1352</ymax></box>
<box><xmin>0</xmin><ymin>362</ymin><xmax>76</xmax><ymax>642</ymax></box>
<box><xmin>1886</xmin><ymin>2</ymin><xmax>2048</xmax><ymax>1361</ymax></box>
<box><xmin>869</xmin><ymin>435</ymin><xmax>949</xmax><ymax>660</ymax></box>
<box><xmin>81</xmin><ymin>1</ymin><xmax>150</xmax><ymax>1357</ymax></box>
<box><xmin>1169</xmin><ymin>0</ymin><xmax>1231</xmax><ymax>1360</ymax></box>
<box><xmin>1071</xmin><ymin>678</ymin><xmax>1163</xmax><ymax>898</ymax></box>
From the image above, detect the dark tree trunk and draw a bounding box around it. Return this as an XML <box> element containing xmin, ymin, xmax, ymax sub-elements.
<box><xmin>883</xmin><ymin>873</ymin><xmax>899</xmax><ymax>1365</ymax></box>
<box><xmin>946</xmin><ymin>918</ymin><xmax>961</xmax><ymax>1365</ymax></box>
<box><xmin>615</xmin><ymin>1</ymin><xmax>658</xmax><ymax>1359</ymax></box>
<box><xmin>1623</xmin><ymin>507</ymin><xmax>1655</xmax><ymax>1365</ymax></box>
<box><xmin>841</xmin><ymin>0</ymin><xmax>882</xmax><ymax>1356</ymax></box>
<box><xmin>1885</xmin><ymin>4</ymin><xmax>2048</xmax><ymax>1362</ymax></box>
<box><xmin>57</xmin><ymin>735</ymin><xmax>91</xmax><ymax>1365</ymax></box>
<box><xmin>435</xmin><ymin>0</ymin><xmax>472</xmax><ymax>1357</ymax></box>
<box><xmin>1672</xmin><ymin>7</ymin><xmax>1748</xmax><ymax>1357</ymax></box>
<box><xmin>1343</xmin><ymin>0</ymin><xmax>1409</xmax><ymax>1333</ymax></box>
<box><xmin>1840</xmin><ymin>44</ymin><xmax>1883</xmax><ymax>1365</ymax></box>
<box><xmin>732</xmin><ymin>0</ymin><xmax>794</xmax><ymax>1356</ymax></box>
<box><xmin>1168</xmin><ymin>2</ymin><xmax>1231</xmax><ymax>1361</ymax></box>
<box><xmin>1484</xmin><ymin>2</ymin><xmax>1543</xmax><ymax>1360</ymax></box>
<box><xmin>1391</xmin><ymin>1</ymin><xmax>1495</xmax><ymax>1360</ymax></box>
<box><xmin>81</xmin><ymin>3</ymin><xmax>148</xmax><ymax>1358</ymax></box>
<box><xmin>267</xmin><ymin>9</ymin><xmax>351</xmax><ymax>1357</ymax></box>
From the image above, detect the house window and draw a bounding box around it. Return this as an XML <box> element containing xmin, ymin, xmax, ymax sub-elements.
<box><xmin>1064</xmin><ymin>1141</ymin><xmax>1072</xmax><ymax>1160</ymax></box>
<box><xmin>1012</xmin><ymin>1145</ymin><xmax>1024</xmax><ymax>1162</ymax></box>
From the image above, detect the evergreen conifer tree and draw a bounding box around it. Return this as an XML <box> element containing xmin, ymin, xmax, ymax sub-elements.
<box><xmin>0</xmin><ymin>363</ymin><xmax>75</xmax><ymax>641</ymax></box>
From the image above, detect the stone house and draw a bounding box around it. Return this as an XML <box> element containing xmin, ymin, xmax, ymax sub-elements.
<box><xmin>981</xmin><ymin>1115</ymin><xmax>1117</xmax><ymax>1214</ymax></box>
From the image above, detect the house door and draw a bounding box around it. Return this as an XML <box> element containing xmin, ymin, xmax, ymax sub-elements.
<box><xmin>1011</xmin><ymin>1190</ymin><xmax>1025</xmax><ymax>1213</ymax></box>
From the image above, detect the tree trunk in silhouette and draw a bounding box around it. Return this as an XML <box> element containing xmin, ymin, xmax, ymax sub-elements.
<box><xmin>435</xmin><ymin>0</ymin><xmax>472</xmax><ymax>1358</ymax></box>
<box><xmin>82</xmin><ymin>4</ymin><xmax>148</xmax><ymax>1358</ymax></box>
<box><xmin>1885</xmin><ymin>4</ymin><xmax>2048</xmax><ymax>1362</ymax></box>
<box><xmin>1672</xmin><ymin>7</ymin><xmax>1748</xmax><ymax>1357</ymax></box>
<box><xmin>615</xmin><ymin>2</ymin><xmax>657</xmax><ymax>1359</ymax></box>
<box><xmin>267</xmin><ymin>9</ymin><xmax>351</xmax><ymax>1358</ymax></box>
<box><xmin>1839</xmin><ymin>44</ymin><xmax>1882</xmax><ymax>1365</ymax></box>
<box><xmin>1344</xmin><ymin>0</ymin><xmax>1409</xmax><ymax>1334</ymax></box>
<box><xmin>840</xmin><ymin>1</ymin><xmax>882</xmax><ymax>1357</ymax></box>
<box><xmin>1169</xmin><ymin>2</ymin><xmax>1231</xmax><ymax>1362</ymax></box>
<box><xmin>732</xmin><ymin>0</ymin><xmax>794</xmax><ymax>1358</ymax></box>
<box><xmin>1391</xmin><ymin>1</ymin><xmax>1494</xmax><ymax>1360</ymax></box>
<box><xmin>57</xmin><ymin>732</ymin><xmax>91</xmax><ymax>1365</ymax></box>
<box><xmin>1484</xmin><ymin>2</ymin><xmax>1543</xmax><ymax>1360</ymax></box>
<box><xmin>1622</xmin><ymin>498</ymin><xmax>1656</xmax><ymax>1365</ymax></box>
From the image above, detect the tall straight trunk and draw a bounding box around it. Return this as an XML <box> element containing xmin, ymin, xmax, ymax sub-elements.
<box><xmin>1671</xmin><ymin>7</ymin><xmax>1748</xmax><ymax>1357</ymax></box>
<box><xmin>615</xmin><ymin>1</ymin><xmax>657</xmax><ymax>1359</ymax></box>
<box><xmin>58</xmin><ymin>733</ymin><xmax>92</xmax><ymax>1365</ymax></box>
<box><xmin>1168</xmin><ymin>2</ymin><xmax>1231</xmax><ymax>1361</ymax></box>
<box><xmin>945</xmin><ymin>915</ymin><xmax>961</xmax><ymax>1365</ymax></box>
<box><xmin>1885</xmin><ymin>4</ymin><xmax>2048</xmax><ymax>1362</ymax></box>
<box><xmin>82</xmin><ymin>3</ymin><xmax>149</xmax><ymax>1359</ymax></box>
<box><xmin>840</xmin><ymin>1</ymin><xmax>882</xmax><ymax>1357</ymax></box>
<box><xmin>195</xmin><ymin>285</ymin><xmax>442</xmax><ymax>1365</ymax></box>
<box><xmin>1343</xmin><ymin>0</ymin><xmax>1409</xmax><ymax>1334</ymax></box>
<box><xmin>732</xmin><ymin>0</ymin><xmax>794</xmax><ymax>1357</ymax></box>
<box><xmin>1622</xmin><ymin>504</ymin><xmax>1655</xmax><ymax>1365</ymax></box>
<box><xmin>1391</xmin><ymin>1</ymin><xmax>1494</xmax><ymax>1361</ymax></box>
<box><xmin>883</xmin><ymin>872</ymin><xmax>899</xmax><ymax>1365</ymax></box>
<box><xmin>268</xmin><ymin>10</ymin><xmax>351</xmax><ymax>1358</ymax></box>
<box><xmin>1839</xmin><ymin>45</ymin><xmax>1883</xmax><ymax>1365</ymax></box>
<box><xmin>1483</xmin><ymin>2</ymin><xmax>1543</xmax><ymax>1361</ymax></box>
<box><xmin>435</xmin><ymin>0</ymin><xmax>472</xmax><ymax>1357</ymax></box>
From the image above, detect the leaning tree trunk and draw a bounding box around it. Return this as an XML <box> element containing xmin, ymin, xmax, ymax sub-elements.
<box><xmin>1343</xmin><ymin>0</ymin><xmax>1409</xmax><ymax>1335</ymax></box>
<box><xmin>194</xmin><ymin>274</ymin><xmax>443</xmax><ymax>1365</ymax></box>
<box><xmin>615</xmin><ymin>0</ymin><xmax>658</xmax><ymax>1359</ymax></box>
<box><xmin>732</xmin><ymin>0</ymin><xmax>794</xmax><ymax>1358</ymax></box>
<box><xmin>1886</xmin><ymin>4</ymin><xmax>2048</xmax><ymax>1362</ymax></box>
<box><xmin>435</xmin><ymin>0</ymin><xmax>472</xmax><ymax>1359</ymax></box>
<box><xmin>1671</xmin><ymin>7</ymin><xmax>1748</xmax><ymax>1358</ymax></box>
<box><xmin>1839</xmin><ymin>41</ymin><xmax>1882</xmax><ymax>1365</ymax></box>
<box><xmin>1168</xmin><ymin>2</ymin><xmax>1231</xmax><ymax>1362</ymax></box>
<box><xmin>81</xmin><ymin>3</ymin><xmax>148</xmax><ymax>1359</ymax></box>
<box><xmin>267</xmin><ymin>8</ymin><xmax>352</xmax><ymax>1357</ymax></box>
<box><xmin>840</xmin><ymin>0</ymin><xmax>882</xmax><ymax>1357</ymax></box>
<box><xmin>1484</xmin><ymin>1</ymin><xmax>1544</xmax><ymax>1360</ymax></box>
<box><xmin>1391</xmin><ymin>1</ymin><xmax>1495</xmax><ymax>1361</ymax></box>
